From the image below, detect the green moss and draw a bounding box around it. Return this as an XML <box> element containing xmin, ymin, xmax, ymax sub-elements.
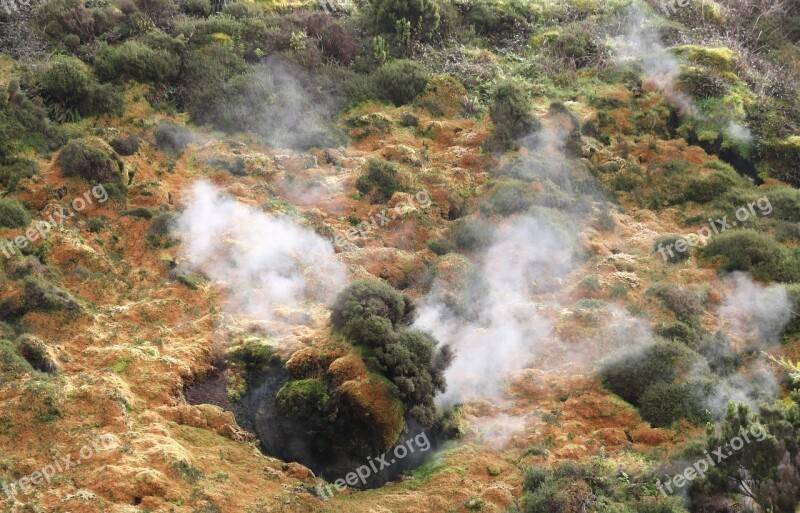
<box><xmin>762</xmin><ymin>136</ymin><xmax>800</xmax><ymax>187</ymax></box>
<box><xmin>0</xmin><ymin>339</ymin><xmax>34</xmax><ymax>382</ymax></box>
<box><xmin>672</xmin><ymin>45</ymin><xmax>737</xmax><ymax>72</ymax></box>
<box><xmin>276</xmin><ymin>378</ymin><xmax>330</xmax><ymax>419</ymax></box>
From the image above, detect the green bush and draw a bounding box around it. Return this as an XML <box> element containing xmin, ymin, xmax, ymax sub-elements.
<box><xmin>683</xmin><ymin>167</ymin><xmax>742</xmax><ymax>203</ymax></box>
<box><xmin>523</xmin><ymin>480</ymin><xmax>569</xmax><ymax>513</ymax></box>
<box><xmin>483</xmin><ymin>180</ymin><xmax>533</xmax><ymax>216</ymax></box>
<box><xmin>638</xmin><ymin>377</ymin><xmax>714</xmax><ymax>427</ymax></box>
<box><xmin>56</xmin><ymin>138</ymin><xmax>124</xmax><ymax>185</ymax></box>
<box><xmin>181</xmin><ymin>0</ymin><xmax>212</xmax><ymax>17</ymax></box>
<box><xmin>373</xmin><ymin>0</ymin><xmax>440</xmax><ymax>42</ymax></box>
<box><xmin>654</xmin><ymin>235</ymin><xmax>691</xmax><ymax>264</ymax></box>
<box><xmin>465</xmin><ymin>0</ymin><xmax>535</xmax><ymax>38</ymax></box>
<box><xmin>451</xmin><ymin>218</ymin><xmax>493</xmax><ymax>251</ymax></box>
<box><xmin>648</xmin><ymin>283</ymin><xmax>704</xmax><ymax>320</ymax></box>
<box><xmin>355</xmin><ymin>159</ymin><xmax>404</xmax><ymax>202</ymax></box>
<box><xmin>0</xmin><ymin>198</ymin><xmax>31</xmax><ymax>228</ymax></box>
<box><xmin>599</xmin><ymin>339</ymin><xmax>702</xmax><ymax>405</ymax></box>
<box><xmin>485</xmin><ymin>80</ymin><xmax>540</xmax><ymax>152</ymax></box>
<box><xmin>95</xmin><ymin>40</ymin><xmax>180</xmax><ymax>84</ymax></box>
<box><xmin>374</xmin><ymin>60</ymin><xmax>430</xmax><ymax>106</ymax></box>
<box><xmin>765</xmin><ymin>187</ymin><xmax>800</xmax><ymax>221</ymax></box>
<box><xmin>23</xmin><ymin>277</ymin><xmax>81</xmax><ymax>313</ymax></box>
<box><xmin>109</xmin><ymin>134</ymin><xmax>140</xmax><ymax>156</ymax></box>
<box><xmin>330</xmin><ymin>280</ymin><xmax>451</xmax><ymax>427</ymax></box>
<box><xmin>700</xmin><ymin>229</ymin><xmax>800</xmax><ymax>282</ymax></box>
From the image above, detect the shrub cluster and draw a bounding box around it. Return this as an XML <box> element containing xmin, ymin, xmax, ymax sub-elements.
<box><xmin>485</xmin><ymin>80</ymin><xmax>540</xmax><ymax>152</ymax></box>
<box><xmin>355</xmin><ymin>159</ymin><xmax>405</xmax><ymax>202</ymax></box>
<box><xmin>56</xmin><ymin>138</ymin><xmax>124</xmax><ymax>185</ymax></box>
<box><xmin>331</xmin><ymin>280</ymin><xmax>452</xmax><ymax>427</ymax></box>
<box><xmin>0</xmin><ymin>198</ymin><xmax>31</xmax><ymax>229</ymax></box>
<box><xmin>700</xmin><ymin>229</ymin><xmax>800</xmax><ymax>282</ymax></box>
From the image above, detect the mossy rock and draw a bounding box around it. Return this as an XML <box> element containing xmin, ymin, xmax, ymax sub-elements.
<box><xmin>336</xmin><ymin>374</ymin><xmax>405</xmax><ymax>451</ymax></box>
<box><xmin>762</xmin><ymin>136</ymin><xmax>800</xmax><ymax>187</ymax></box>
<box><xmin>672</xmin><ymin>45</ymin><xmax>737</xmax><ymax>72</ymax></box>
<box><xmin>0</xmin><ymin>339</ymin><xmax>33</xmax><ymax>382</ymax></box>
<box><xmin>285</xmin><ymin>347</ymin><xmax>328</xmax><ymax>379</ymax></box>
<box><xmin>276</xmin><ymin>378</ymin><xmax>329</xmax><ymax>420</ymax></box>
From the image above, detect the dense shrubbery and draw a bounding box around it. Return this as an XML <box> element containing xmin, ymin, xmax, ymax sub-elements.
<box><xmin>485</xmin><ymin>80</ymin><xmax>539</xmax><ymax>152</ymax></box>
<box><xmin>373</xmin><ymin>0</ymin><xmax>440</xmax><ymax>42</ymax></box>
<box><xmin>331</xmin><ymin>280</ymin><xmax>452</xmax><ymax>426</ymax></box>
<box><xmin>374</xmin><ymin>60</ymin><xmax>430</xmax><ymax>106</ymax></box>
<box><xmin>0</xmin><ymin>158</ymin><xmax>37</xmax><ymax>191</ymax></box>
<box><xmin>109</xmin><ymin>134</ymin><xmax>141</xmax><ymax>156</ymax></box>
<box><xmin>765</xmin><ymin>186</ymin><xmax>800</xmax><ymax>221</ymax></box>
<box><xmin>355</xmin><ymin>159</ymin><xmax>404</xmax><ymax>202</ymax></box>
<box><xmin>0</xmin><ymin>198</ymin><xmax>31</xmax><ymax>228</ymax></box>
<box><xmin>648</xmin><ymin>283</ymin><xmax>704</xmax><ymax>321</ymax></box>
<box><xmin>0</xmin><ymin>81</ymin><xmax>64</xmax><ymax>157</ymax></box>
<box><xmin>56</xmin><ymin>138</ymin><xmax>124</xmax><ymax>185</ymax></box>
<box><xmin>37</xmin><ymin>57</ymin><xmax>122</xmax><ymax>121</ymax></box>
<box><xmin>483</xmin><ymin>180</ymin><xmax>533</xmax><ymax>216</ymax></box>
<box><xmin>701</xmin><ymin>229</ymin><xmax>800</xmax><ymax>282</ymax></box>
<box><xmin>95</xmin><ymin>40</ymin><xmax>181</xmax><ymax>84</ymax></box>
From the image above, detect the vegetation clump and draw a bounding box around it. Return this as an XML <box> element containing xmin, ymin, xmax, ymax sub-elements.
<box><xmin>56</xmin><ymin>138</ymin><xmax>124</xmax><ymax>185</ymax></box>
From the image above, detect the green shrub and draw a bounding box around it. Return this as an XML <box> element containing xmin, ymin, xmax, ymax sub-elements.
<box><xmin>373</xmin><ymin>0</ymin><xmax>440</xmax><ymax>42</ymax></box>
<box><xmin>657</xmin><ymin>321</ymin><xmax>701</xmax><ymax>347</ymax></box>
<box><xmin>95</xmin><ymin>40</ymin><xmax>180</xmax><ymax>84</ymax></box>
<box><xmin>451</xmin><ymin>218</ymin><xmax>493</xmax><ymax>251</ymax></box>
<box><xmin>700</xmin><ymin>229</ymin><xmax>800</xmax><ymax>282</ymax></box>
<box><xmin>523</xmin><ymin>466</ymin><xmax>552</xmax><ymax>492</ymax></box>
<box><xmin>0</xmin><ymin>198</ymin><xmax>31</xmax><ymax>228</ymax></box>
<box><xmin>355</xmin><ymin>159</ymin><xmax>404</xmax><ymax>202</ymax></box>
<box><xmin>154</xmin><ymin>121</ymin><xmax>195</xmax><ymax>155</ymax></box>
<box><xmin>427</xmin><ymin>238</ymin><xmax>453</xmax><ymax>255</ymax></box>
<box><xmin>0</xmin><ymin>158</ymin><xmax>36</xmax><ymax>192</ymax></box>
<box><xmin>483</xmin><ymin>180</ymin><xmax>532</xmax><ymax>216</ymax></box>
<box><xmin>109</xmin><ymin>134</ymin><xmax>140</xmax><ymax>156</ymax></box>
<box><xmin>485</xmin><ymin>80</ymin><xmax>540</xmax><ymax>152</ymax></box>
<box><xmin>683</xmin><ymin>167</ymin><xmax>742</xmax><ymax>203</ymax></box>
<box><xmin>56</xmin><ymin>138</ymin><xmax>124</xmax><ymax>185</ymax></box>
<box><xmin>331</xmin><ymin>280</ymin><xmax>409</xmax><ymax>346</ymax></box>
<box><xmin>400</xmin><ymin>112</ymin><xmax>419</xmax><ymax>127</ymax></box>
<box><xmin>374</xmin><ymin>60</ymin><xmax>430</xmax><ymax>106</ymax></box>
<box><xmin>648</xmin><ymin>283</ymin><xmax>704</xmax><ymax>320</ymax></box>
<box><xmin>762</xmin><ymin>137</ymin><xmax>800</xmax><ymax>187</ymax></box>
<box><xmin>465</xmin><ymin>0</ymin><xmax>535</xmax><ymax>37</ymax></box>
<box><xmin>638</xmin><ymin>377</ymin><xmax>714</xmax><ymax>427</ymax></box>
<box><xmin>599</xmin><ymin>339</ymin><xmax>702</xmax><ymax>405</ymax></box>
<box><xmin>654</xmin><ymin>235</ymin><xmax>691</xmax><ymax>263</ymax></box>
<box><xmin>765</xmin><ymin>187</ymin><xmax>800</xmax><ymax>221</ymax></box>
<box><xmin>784</xmin><ymin>284</ymin><xmax>800</xmax><ymax>337</ymax></box>
<box><xmin>523</xmin><ymin>480</ymin><xmax>569</xmax><ymax>513</ymax></box>
<box><xmin>181</xmin><ymin>0</ymin><xmax>212</xmax><ymax>17</ymax></box>
<box><xmin>678</xmin><ymin>66</ymin><xmax>728</xmax><ymax>98</ymax></box>
<box><xmin>23</xmin><ymin>277</ymin><xmax>81</xmax><ymax>312</ymax></box>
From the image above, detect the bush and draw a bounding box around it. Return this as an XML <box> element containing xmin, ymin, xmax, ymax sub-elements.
<box><xmin>701</xmin><ymin>229</ymin><xmax>800</xmax><ymax>282</ymax></box>
<box><xmin>56</xmin><ymin>138</ymin><xmax>124</xmax><ymax>185</ymax></box>
<box><xmin>355</xmin><ymin>159</ymin><xmax>404</xmax><ymax>202</ymax></box>
<box><xmin>0</xmin><ymin>198</ymin><xmax>31</xmax><ymax>228</ymax></box>
<box><xmin>330</xmin><ymin>280</ymin><xmax>452</xmax><ymax>426</ymax></box>
<box><xmin>683</xmin><ymin>167</ymin><xmax>742</xmax><ymax>203</ymax></box>
<box><xmin>451</xmin><ymin>218</ymin><xmax>493</xmax><ymax>251</ymax></box>
<box><xmin>374</xmin><ymin>60</ymin><xmax>430</xmax><ymax>106</ymax></box>
<box><xmin>638</xmin><ymin>377</ymin><xmax>714</xmax><ymax>427</ymax></box>
<box><xmin>523</xmin><ymin>480</ymin><xmax>570</xmax><ymax>513</ymax></box>
<box><xmin>654</xmin><ymin>235</ymin><xmax>691</xmax><ymax>264</ymax></box>
<box><xmin>95</xmin><ymin>40</ymin><xmax>180</xmax><ymax>84</ymax></box>
<box><xmin>762</xmin><ymin>136</ymin><xmax>800</xmax><ymax>187</ymax></box>
<box><xmin>599</xmin><ymin>339</ymin><xmax>702</xmax><ymax>405</ymax></box>
<box><xmin>109</xmin><ymin>134</ymin><xmax>140</xmax><ymax>156</ymax></box>
<box><xmin>765</xmin><ymin>187</ymin><xmax>800</xmax><ymax>221</ymax></box>
<box><xmin>485</xmin><ymin>80</ymin><xmax>539</xmax><ymax>152</ymax></box>
<box><xmin>483</xmin><ymin>180</ymin><xmax>532</xmax><ymax>216</ymax></box>
<box><xmin>23</xmin><ymin>277</ymin><xmax>81</xmax><ymax>312</ymax></box>
<box><xmin>319</xmin><ymin>22</ymin><xmax>356</xmax><ymax>65</ymax></box>
<box><xmin>373</xmin><ymin>0</ymin><xmax>440</xmax><ymax>42</ymax></box>
<box><xmin>154</xmin><ymin>121</ymin><xmax>195</xmax><ymax>154</ymax></box>
<box><xmin>648</xmin><ymin>283</ymin><xmax>704</xmax><ymax>320</ymax></box>
<box><xmin>180</xmin><ymin>0</ymin><xmax>211</xmax><ymax>17</ymax></box>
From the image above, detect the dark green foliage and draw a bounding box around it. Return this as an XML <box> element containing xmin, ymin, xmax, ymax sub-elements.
<box><xmin>373</xmin><ymin>0</ymin><xmax>440</xmax><ymax>41</ymax></box>
<box><xmin>701</xmin><ymin>229</ymin><xmax>800</xmax><ymax>282</ymax></box>
<box><xmin>374</xmin><ymin>60</ymin><xmax>430</xmax><ymax>106</ymax></box>
<box><xmin>0</xmin><ymin>198</ymin><xmax>31</xmax><ymax>228</ymax></box>
<box><xmin>227</xmin><ymin>340</ymin><xmax>278</xmax><ymax>384</ymax></box>
<box><xmin>678</xmin><ymin>67</ymin><xmax>728</xmax><ymax>98</ymax></box>
<box><xmin>784</xmin><ymin>284</ymin><xmax>800</xmax><ymax>337</ymax></box>
<box><xmin>35</xmin><ymin>0</ymin><xmax>95</xmax><ymax>44</ymax></box>
<box><xmin>485</xmin><ymin>80</ymin><xmax>539</xmax><ymax>152</ymax></box>
<box><xmin>451</xmin><ymin>218</ymin><xmax>493</xmax><ymax>251</ymax></box>
<box><xmin>464</xmin><ymin>0</ymin><xmax>535</xmax><ymax>37</ymax></box>
<box><xmin>23</xmin><ymin>277</ymin><xmax>81</xmax><ymax>312</ymax></box>
<box><xmin>154</xmin><ymin>121</ymin><xmax>195</xmax><ymax>155</ymax></box>
<box><xmin>427</xmin><ymin>238</ymin><xmax>453</xmax><ymax>255</ymax></box>
<box><xmin>400</xmin><ymin>112</ymin><xmax>419</xmax><ymax>127</ymax></box>
<box><xmin>121</xmin><ymin>207</ymin><xmax>157</xmax><ymax>220</ymax></box>
<box><xmin>638</xmin><ymin>377</ymin><xmax>714</xmax><ymax>427</ymax></box>
<box><xmin>765</xmin><ymin>186</ymin><xmax>800</xmax><ymax>221</ymax></box>
<box><xmin>277</xmin><ymin>378</ymin><xmax>329</xmax><ymax>419</ymax></box>
<box><xmin>762</xmin><ymin>138</ymin><xmax>800</xmax><ymax>187</ymax></box>
<box><xmin>180</xmin><ymin>0</ymin><xmax>212</xmax><ymax>17</ymax></box>
<box><xmin>683</xmin><ymin>167</ymin><xmax>742</xmax><ymax>203</ymax></box>
<box><xmin>654</xmin><ymin>235</ymin><xmax>690</xmax><ymax>263</ymax></box>
<box><xmin>0</xmin><ymin>158</ymin><xmax>36</xmax><ymax>192</ymax></box>
<box><xmin>56</xmin><ymin>139</ymin><xmax>124</xmax><ymax>184</ymax></box>
<box><xmin>523</xmin><ymin>480</ymin><xmax>569</xmax><ymax>513</ymax></box>
<box><xmin>95</xmin><ymin>40</ymin><xmax>181</xmax><ymax>84</ymax></box>
<box><xmin>330</xmin><ymin>280</ymin><xmax>452</xmax><ymax>426</ymax></box>
<box><xmin>657</xmin><ymin>321</ymin><xmax>701</xmax><ymax>347</ymax></box>
<box><xmin>0</xmin><ymin>82</ymin><xmax>65</xmax><ymax>157</ymax></box>
<box><xmin>599</xmin><ymin>339</ymin><xmax>702</xmax><ymax>406</ymax></box>
<box><xmin>483</xmin><ymin>180</ymin><xmax>532</xmax><ymax>216</ymax></box>
<box><xmin>704</xmin><ymin>400</ymin><xmax>800</xmax><ymax>513</ymax></box>
<box><xmin>355</xmin><ymin>159</ymin><xmax>404</xmax><ymax>202</ymax></box>
<box><xmin>648</xmin><ymin>283</ymin><xmax>704</xmax><ymax>321</ymax></box>
<box><xmin>109</xmin><ymin>134</ymin><xmax>140</xmax><ymax>156</ymax></box>
<box><xmin>36</xmin><ymin>58</ymin><xmax>123</xmax><ymax>122</ymax></box>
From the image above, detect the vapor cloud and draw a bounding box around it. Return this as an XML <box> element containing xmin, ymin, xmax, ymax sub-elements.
<box><xmin>175</xmin><ymin>180</ymin><xmax>347</xmax><ymax>321</ymax></box>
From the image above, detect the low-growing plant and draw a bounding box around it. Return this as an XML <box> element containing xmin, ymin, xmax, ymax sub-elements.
<box><xmin>56</xmin><ymin>138</ymin><xmax>124</xmax><ymax>185</ymax></box>
<box><xmin>355</xmin><ymin>159</ymin><xmax>404</xmax><ymax>202</ymax></box>
<box><xmin>0</xmin><ymin>198</ymin><xmax>31</xmax><ymax>228</ymax></box>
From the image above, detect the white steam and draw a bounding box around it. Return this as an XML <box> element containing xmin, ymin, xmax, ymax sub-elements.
<box><xmin>175</xmin><ymin>180</ymin><xmax>347</xmax><ymax>321</ymax></box>
<box><xmin>720</xmin><ymin>272</ymin><xmax>792</xmax><ymax>344</ymax></box>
